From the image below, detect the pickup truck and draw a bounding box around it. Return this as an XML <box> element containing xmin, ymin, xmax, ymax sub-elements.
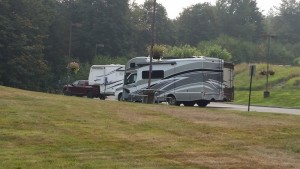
<box><xmin>63</xmin><ymin>80</ymin><xmax>102</xmax><ymax>99</ymax></box>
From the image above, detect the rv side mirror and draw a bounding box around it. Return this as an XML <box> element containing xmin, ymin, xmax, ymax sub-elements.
<box><xmin>130</xmin><ymin>63</ymin><xmax>135</xmax><ymax>68</ymax></box>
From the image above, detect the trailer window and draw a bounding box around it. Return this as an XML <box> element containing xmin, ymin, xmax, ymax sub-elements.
<box><xmin>142</xmin><ymin>70</ymin><xmax>164</xmax><ymax>79</ymax></box>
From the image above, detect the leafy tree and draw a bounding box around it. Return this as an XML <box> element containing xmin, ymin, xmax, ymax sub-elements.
<box><xmin>294</xmin><ymin>57</ymin><xmax>300</xmax><ymax>65</ymax></box>
<box><xmin>291</xmin><ymin>43</ymin><xmax>300</xmax><ymax>60</ymax></box>
<box><xmin>129</xmin><ymin>0</ymin><xmax>175</xmax><ymax>56</ymax></box>
<box><xmin>0</xmin><ymin>0</ymin><xmax>55</xmax><ymax>90</ymax></box>
<box><xmin>176</xmin><ymin>3</ymin><xmax>220</xmax><ymax>45</ymax></box>
<box><xmin>207</xmin><ymin>35</ymin><xmax>255</xmax><ymax>63</ymax></box>
<box><xmin>267</xmin><ymin>41</ymin><xmax>294</xmax><ymax>64</ymax></box>
<box><xmin>63</xmin><ymin>0</ymin><xmax>132</xmax><ymax>62</ymax></box>
<box><xmin>216</xmin><ymin>0</ymin><xmax>264</xmax><ymax>41</ymax></box>
<box><xmin>143</xmin><ymin>1</ymin><xmax>176</xmax><ymax>45</ymax></box>
<box><xmin>92</xmin><ymin>55</ymin><xmax>129</xmax><ymax>65</ymax></box>
<box><xmin>272</xmin><ymin>0</ymin><xmax>300</xmax><ymax>43</ymax></box>
<box><xmin>128</xmin><ymin>2</ymin><xmax>150</xmax><ymax>55</ymax></box>
<box><xmin>43</xmin><ymin>0</ymin><xmax>70</xmax><ymax>90</ymax></box>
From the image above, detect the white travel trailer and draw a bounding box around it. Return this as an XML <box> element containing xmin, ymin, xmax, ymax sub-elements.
<box><xmin>88</xmin><ymin>64</ymin><xmax>125</xmax><ymax>99</ymax></box>
<box><xmin>115</xmin><ymin>56</ymin><xmax>234</xmax><ymax>107</ymax></box>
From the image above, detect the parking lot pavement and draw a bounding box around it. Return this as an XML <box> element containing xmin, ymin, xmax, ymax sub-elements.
<box><xmin>208</xmin><ymin>102</ymin><xmax>300</xmax><ymax>115</ymax></box>
<box><xmin>105</xmin><ymin>97</ymin><xmax>300</xmax><ymax>115</ymax></box>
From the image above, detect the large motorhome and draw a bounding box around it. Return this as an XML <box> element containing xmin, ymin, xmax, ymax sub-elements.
<box><xmin>88</xmin><ymin>64</ymin><xmax>125</xmax><ymax>99</ymax></box>
<box><xmin>115</xmin><ymin>56</ymin><xmax>234</xmax><ymax>107</ymax></box>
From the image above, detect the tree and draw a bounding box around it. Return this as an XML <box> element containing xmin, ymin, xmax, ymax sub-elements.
<box><xmin>129</xmin><ymin>0</ymin><xmax>175</xmax><ymax>55</ymax></box>
<box><xmin>272</xmin><ymin>0</ymin><xmax>300</xmax><ymax>43</ymax></box>
<box><xmin>216</xmin><ymin>0</ymin><xmax>264</xmax><ymax>41</ymax></box>
<box><xmin>0</xmin><ymin>0</ymin><xmax>55</xmax><ymax>90</ymax></box>
<box><xmin>143</xmin><ymin>1</ymin><xmax>176</xmax><ymax>45</ymax></box>
<box><xmin>43</xmin><ymin>0</ymin><xmax>71</xmax><ymax>89</ymax></box>
<box><xmin>176</xmin><ymin>3</ymin><xmax>220</xmax><ymax>45</ymax></box>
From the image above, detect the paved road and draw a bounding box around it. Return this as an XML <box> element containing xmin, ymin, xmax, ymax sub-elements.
<box><xmin>208</xmin><ymin>102</ymin><xmax>300</xmax><ymax>116</ymax></box>
<box><xmin>106</xmin><ymin>96</ymin><xmax>300</xmax><ymax>115</ymax></box>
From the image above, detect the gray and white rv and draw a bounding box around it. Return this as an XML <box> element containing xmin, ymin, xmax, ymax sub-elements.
<box><xmin>88</xmin><ymin>64</ymin><xmax>125</xmax><ymax>99</ymax></box>
<box><xmin>115</xmin><ymin>56</ymin><xmax>234</xmax><ymax>107</ymax></box>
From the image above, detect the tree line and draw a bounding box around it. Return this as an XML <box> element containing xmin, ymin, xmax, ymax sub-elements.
<box><xmin>0</xmin><ymin>0</ymin><xmax>299</xmax><ymax>92</ymax></box>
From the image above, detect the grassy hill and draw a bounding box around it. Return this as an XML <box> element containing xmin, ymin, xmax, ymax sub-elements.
<box><xmin>234</xmin><ymin>63</ymin><xmax>300</xmax><ymax>108</ymax></box>
<box><xmin>1</xmin><ymin>86</ymin><xmax>300</xmax><ymax>169</ymax></box>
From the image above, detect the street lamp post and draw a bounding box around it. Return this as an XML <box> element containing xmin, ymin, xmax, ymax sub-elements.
<box><xmin>263</xmin><ymin>34</ymin><xmax>276</xmax><ymax>98</ymax></box>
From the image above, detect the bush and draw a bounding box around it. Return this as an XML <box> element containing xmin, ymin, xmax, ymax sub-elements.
<box><xmin>293</xmin><ymin>57</ymin><xmax>300</xmax><ymax>65</ymax></box>
<box><xmin>200</xmin><ymin>44</ymin><xmax>232</xmax><ymax>61</ymax></box>
<box><xmin>164</xmin><ymin>44</ymin><xmax>202</xmax><ymax>58</ymax></box>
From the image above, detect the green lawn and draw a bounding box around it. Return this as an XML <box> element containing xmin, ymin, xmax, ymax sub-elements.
<box><xmin>0</xmin><ymin>86</ymin><xmax>300</xmax><ymax>169</ymax></box>
<box><xmin>235</xmin><ymin>89</ymin><xmax>300</xmax><ymax>108</ymax></box>
<box><xmin>234</xmin><ymin>64</ymin><xmax>300</xmax><ymax>108</ymax></box>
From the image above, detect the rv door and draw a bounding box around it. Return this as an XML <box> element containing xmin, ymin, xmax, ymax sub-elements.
<box><xmin>123</xmin><ymin>72</ymin><xmax>137</xmax><ymax>96</ymax></box>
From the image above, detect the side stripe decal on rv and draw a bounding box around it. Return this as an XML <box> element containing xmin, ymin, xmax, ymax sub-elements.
<box><xmin>106</xmin><ymin>79</ymin><xmax>123</xmax><ymax>85</ymax></box>
<box><xmin>95</xmin><ymin>67</ymin><xmax>124</xmax><ymax>79</ymax></box>
<box><xmin>164</xmin><ymin>69</ymin><xmax>223</xmax><ymax>79</ymax></box>
<box><xmin>106</xmin><ymin>83</ymin><xmax>123</xmax><ymax>89</ymax></box>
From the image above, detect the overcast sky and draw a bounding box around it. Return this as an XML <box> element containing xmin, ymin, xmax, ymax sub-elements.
<box><xmin>131</xmin><ymin>0</ymin><xmax>282</xmax><ymax>19</ymax></box>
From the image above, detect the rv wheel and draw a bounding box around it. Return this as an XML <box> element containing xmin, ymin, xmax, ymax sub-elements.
<box><xmin>197</xmin><ymin>101</ymin><xmax>209</xmax><ymax>107</ymax></box>
<box><xmin>118</xmin><ymin>93</ymin><xmax>122</xmax><ymax>101</ymax></box>
<box><xmin>167</xmin><ymin>95</ymin><xmax>180</xmax><ymax>106</ymax></box>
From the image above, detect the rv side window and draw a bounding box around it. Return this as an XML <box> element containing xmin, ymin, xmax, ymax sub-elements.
<box><xmin>142</xmin><ymin>70</ymin><xmax>164</xmax><ymax>79</ymax></box>
<box><xmin>125</xmin><ymin>73</ymin><xmax>137</xmax><ymax>85</ymax></box>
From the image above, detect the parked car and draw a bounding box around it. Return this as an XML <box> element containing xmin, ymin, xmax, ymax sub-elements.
<box><xmin>63</xmin><ymin>80</ymin><xmax>100</xmax><ymax>98</ymax></box>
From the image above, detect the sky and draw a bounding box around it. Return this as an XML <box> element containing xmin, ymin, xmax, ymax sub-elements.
<box><xmin>131</xmin><ymin>0</ymin><xmax>282</xmax><ymax>19</ymax></box>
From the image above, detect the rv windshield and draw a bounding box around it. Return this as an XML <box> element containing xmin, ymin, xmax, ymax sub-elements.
<box><xmin>125</xmin><ymin>73</ymin><xmax>137</xmax><ymax>85</ymax></box>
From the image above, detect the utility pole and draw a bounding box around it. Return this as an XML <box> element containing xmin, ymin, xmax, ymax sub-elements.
<box><xmin>262</xmin><ymin>34</ymin><xmax>276</xmax><ymax>98</ymax></box>
<box><xmin>147</xmin><ymin>0</ymin><xmax>156</xmax><ymax>88</ymax></box>
<box><xmin>68</xmin><ymin>22</ymin><xmax>73</xmax><ymax>58</ymax></box>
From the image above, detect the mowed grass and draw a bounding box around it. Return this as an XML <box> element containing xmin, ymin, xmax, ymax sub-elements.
<box><xmin>235</xmin><ymin>89</ymin><xmax>300</xmax><ymax>108</ymax></box>
<box><xmin>234</xmin><ymin>63</ymin><xmax>300</xmax><ymax>108</ymax></box>
<box><xmin>0</xmin><ymin>86</ymin><xmax>300</xmax><ymax>169</ymax></box>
